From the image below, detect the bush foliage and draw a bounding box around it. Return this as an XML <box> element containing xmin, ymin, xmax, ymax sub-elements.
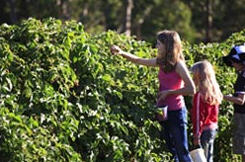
<box><xmin>0</xmin><ymin>18</ymin><xmax>244</xmax><ymax>162</ymax></box>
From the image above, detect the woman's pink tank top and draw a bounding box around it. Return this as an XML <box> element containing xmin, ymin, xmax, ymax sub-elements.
<box><xmin>157</xmin><ymin>67</ymin><xmax>185</xmax><ymax>111</ymax></box>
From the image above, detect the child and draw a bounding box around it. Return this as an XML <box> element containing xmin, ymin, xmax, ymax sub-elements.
<box><xmin>111</xmin><ymin>30</ymin><xmax>195</xmax><ymax>162</ymax></box>
<box><xmin>190</xmin><ymin>60</ymin><xmax>223</xmax><ymax>162</ymax></box>
<box><xmin>223</xmin><ymin>45</ymin><xmax>245</xmax><ymax>162</ymax></box>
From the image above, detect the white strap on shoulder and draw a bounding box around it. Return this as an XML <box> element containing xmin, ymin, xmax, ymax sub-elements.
<box><xmin>196</xmin><ymin>92</ymin><xmax>201</xmax><ymax>137</ymax></box>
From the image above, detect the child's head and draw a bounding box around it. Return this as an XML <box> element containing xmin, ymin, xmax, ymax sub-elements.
<box><xmin>190</xmin><ymin>60</ymin><xmax>223</xmax><ymax>105</ymax></box>
<box><xmin>190</xmin><ymin>60</ymin><xmax>213</xmax><ymax>86</ymax></box>
<box><xmin>223</xmin><ymin>45</ymin><xmax>245</xmax><ymax>71</ymax></box>
<box><xmin>156</xmin><ymin>30</ymin><xmax>184</xmax><ymax>72</ymax></box>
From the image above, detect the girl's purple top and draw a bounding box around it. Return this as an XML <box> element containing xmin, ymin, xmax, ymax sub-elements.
<box><xmin>157</xmin><ymin>67</ymin><xmax>185</xmax><ymax>111</ymax></box>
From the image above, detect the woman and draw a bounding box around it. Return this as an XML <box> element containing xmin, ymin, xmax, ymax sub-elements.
<box><xmin>223</xmin><ymin>45</ymin><xmax>245</xmax><ymax>162</ymax></box>
<box><xmin>111</xmin><ymin>30</ymin><xmax>195</xmax><ymax>162</ymax></box>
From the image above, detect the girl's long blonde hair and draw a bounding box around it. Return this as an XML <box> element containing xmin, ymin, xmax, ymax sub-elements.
<box><xmin>190</xmin><ymin>60</ymin><xmax>223</xmax><ymax>105</ymax></box>
<box><xmin>156</xmin><ymin>30</ymin><xmax>185</xmax><ymax>72</ymax></box>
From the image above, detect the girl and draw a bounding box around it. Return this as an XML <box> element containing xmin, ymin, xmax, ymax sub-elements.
<box><xmin>190</xmin><ymin>60</ymin><xmax>223</xmax><ymax>162</ymax></box>
<box><xmin>223</xmin><ymin>45</ymin><xmax>245</xmax><ymax>162</ymax></box>
<box><xmin>111</xmin><ymin>30</ymin><xmax>195</xmax><ymax>162</ymax></box>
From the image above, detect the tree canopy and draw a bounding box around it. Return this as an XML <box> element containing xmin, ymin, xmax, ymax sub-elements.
<box><xmin>1</xmin><ymin>0</ymin><xmax>244</xmax><ymax>43</ymax></box>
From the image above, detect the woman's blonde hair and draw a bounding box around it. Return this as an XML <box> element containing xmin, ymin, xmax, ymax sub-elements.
<box><xmin>190</xmin><ymin>60</ymin><xmax>223</xmax><ymax>105</ymax></box>
<box><xmin>156</xmin><ymin>30</ymin><xmax>184</xmax><ymax>72</ymax></box>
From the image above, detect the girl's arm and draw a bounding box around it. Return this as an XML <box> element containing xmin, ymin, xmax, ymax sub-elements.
<box><xmin>224</xmin><ymin>93</ymin><xmax>245</xmax><ymax>105</ymax></box>
<box><xmin>168</xmin><ymin>61</ymin><xmax>196</xmax><ymax>96</ymax></box>
<box><xmin>158</xmin><ymin>61</ymin><xmax>195</xmax><ymax>100</ymax></box>
<box><xmin>110</xmin><ymin>45</ymin><xmax>157</xmax><ymax>67</ymax></box>
<box><xmin>192</xmin><ymin>93</ymin><xmax>201</xmax><ymax>147</ymax></box>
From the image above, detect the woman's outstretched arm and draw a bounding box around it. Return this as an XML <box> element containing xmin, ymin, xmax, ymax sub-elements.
<box><xmin>110</xmin><ymin>45</ymin><xmax>157</xmax><ymax>67</ymax></box>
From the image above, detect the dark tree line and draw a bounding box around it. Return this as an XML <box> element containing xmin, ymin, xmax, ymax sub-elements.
<box><xmin>0</xmin><ymin>0</ymin><xmax>244</xmax><ymax>43</ymax></box>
